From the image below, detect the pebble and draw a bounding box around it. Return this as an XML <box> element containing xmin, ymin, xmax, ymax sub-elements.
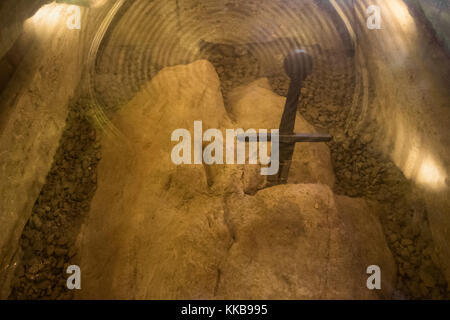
<box><xmin>46</xmin><ymin>245</ymin><xmax>55</xmax><ymax>256</ymax></box>
<box><xmin>32</xmin><ymin>216</ymin><xmax>42</xmax><ymax>229</ymax></box>
<box><xmin>54</xmin><ymin>248</ymin><xmax>68</xmax><ymax>257</ymax></box>
<box><xmin>401</xmin><ymin>239</ymin><xmax>413</xmax><ymax>246</ymax></box>
<box><xmin>361</xmin><ymin>133</ymin><xmax>373</xmax><ymax>145</ymax></box>
<box><xmin>234</xmin><ymin>45</ymin><xmax>248</xmax><ymax>57</ymax></box>
<box><xmin>420</xmin><ymin>268</ymin><xmax>436</xmax><ymax>287</ymax></box>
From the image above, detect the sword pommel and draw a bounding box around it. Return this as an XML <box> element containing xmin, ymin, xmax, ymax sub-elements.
<box><xmin>283</xmin><ymin>49</ymin><xmax>313</xmax><ymax>82</ymax></box>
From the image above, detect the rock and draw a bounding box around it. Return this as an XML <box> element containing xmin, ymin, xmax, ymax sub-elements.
<box><xmin>361</xmin><ymin>133</ymin><xmax>373</xmax><ymax>145</ymax></box>
<box><xmin>68</xmin><ymin>247</ymin><xmax>77</xmax><ymax>259</ymax></box>
<box><xmin>36</xmin><ymin>280</ymin><xmax>51</xmax><ymax>290</ymax></box>
<box><xmin>420</xmin><ymin>268</ymin><xmax>436</xmax><ymax>288</ymax></box>
<box><xmin>401</xmin><ymin>239</ymin><xmax>413</xmax><ymax>246</ymax></box>
<box><xmin>22</xmin><ymin>248</ymin><xmax>33</xmax><ymax>263</ymax></box>
<box><xmin>431</xmin><ymin>287</ymin><xmax>443</xmax><ymax>299</ymax></box>
<box><xmin>326</xmin><ymin>105</ymin><xmax>339</xmax><ymax>113</ymax></box>
<box><xmin>54</xmin><ymin>248</ymin><xmax>68</xmax><ymax>257</ymax></box>
<box><xmin>234</xmin><ymin>46</ymin><xmax>248</xmax><ymax>57</ymax></box>
<box><xmin>218</xmin><ymin>44</ymin><xmax>234</xmax><ymax>57</ymax></box>
<box><xmin>32</xmin><ymin>215</ymin><xmax>42</xmax><ymax>229</ymax></box>
<box><xmin>217</xmin><ymin>188</ymin><xmax>396</xmax><ymax>299</ymax></box>
<box><xmin>419</xmin><ymin>283</ymin><xmax>430</xmax><ymax>297</ymax></box>
<box><xmin>389</xmin><ymin>234</ymin><xmax>398</xmax><ymax>243</ymax></box>
<box><xmin>405</xmin><ymin>267</ymin><xmax>415</xmax><ymax>278</ymax></box>
<box><xmin>407</xmin><ymin>282</ymin><xmax>422</xmax><ymax>298</ymax></box>
<box><xmin>76</xmin><ymin>61</ymin><xmax>394</xmax><ymax>299</ymax></box>
<box><xmin>14</xmin><ymin>265</ymin><xmax>24</xmax><ymax>277</ymax></box>
<box><xmin>56</xmin><ymin>259</ymin><xmax>64</xmax><ymax>269</ymax></box>
<box><xmin>334</xmin><ymin>132</ymin><xmax>346</xmax><ymax>143</ymax></box>
<box><xmin>32</xmin><ymin>240</ymin><xmax>44</xmax><ymax>253</ymax></box>
<box><xmin>56</xmin><ymin>237</ymin><xmax>67</xmax><ymax>246</ymax></box>
<box><xmin>46</xmin><ymin>245</ymin><xmax>55</xmax><ymax>256</ymax></box>
<box><xmin>8</xmin><ymin>92</ymin><xmax>102</xmax><ymax>298</ymax></box>
<box><xmin>22</xmin><ymin>238</ymin><xmax>29</xmax><ymax>248</ymax></box>
<box><xmin>27</xmin><ymin>263</ymin><xmax>41</xmax><ymax>275</ymax></box>
<box><xmin>46</xmin><ymin>234</ymin><xmax>55</xmax><ymax>243</ymax></box>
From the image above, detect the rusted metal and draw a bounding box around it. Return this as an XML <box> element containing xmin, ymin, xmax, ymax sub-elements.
<box><xmin>241</xmin><ymin>49</ymin><xmax>332</xmax><ymax>185</ymax></box>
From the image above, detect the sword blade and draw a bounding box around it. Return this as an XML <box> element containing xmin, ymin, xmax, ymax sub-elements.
<box><xmin>278</xmin><ymin>78</ymin><xmax>303</xmax><ymax>134</ymax></box>
<box><xmin>275</xmin><ymin>50</ymin><xmax>314</xmax><ymax>184</ymax></box>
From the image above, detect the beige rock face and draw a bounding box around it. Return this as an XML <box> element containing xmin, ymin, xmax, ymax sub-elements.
<box><xmin>77</xmin><ymin>60</ymin><xmax>395</xmax><ymax>299</ymax></box>
<box><xmin>218</xmin><ymin>186</ymin><xmax>396</xmax><ymax>299</ymax></box>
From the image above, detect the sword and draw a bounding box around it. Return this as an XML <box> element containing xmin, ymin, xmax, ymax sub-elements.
<box><xmin>238</xmin><ymin>49</ymin><xmax>332</xmax><ymax>185</ymax></box>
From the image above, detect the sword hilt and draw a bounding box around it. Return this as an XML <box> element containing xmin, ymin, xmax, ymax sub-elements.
<box><xmin>237</xmin><ymin>133</ymin><xmax>332</xmax><ymax>143</ymax></box>
<box><xmin>283</xmin><ymin>49</ymin><xmax>313</xmax><ymax>82</ymax></box>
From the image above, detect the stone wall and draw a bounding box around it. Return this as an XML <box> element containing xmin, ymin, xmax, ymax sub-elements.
<box><xmin>352</xmin><ymin>0</ymin><xmax>450</xmax><ymax>285</ymax></box>
<box><xmin>0</xmin><ymin>0</ymin><xmax>50</xmax><ymax>59</ymax></box>
<box><xmin>0</xmin><ymin>1</ymin><xmax>112</xmax><ymax>298</ymax></box>
<box><xmin>406</xmin><ymin>0</ymin><xmax>450</xmax><ymax>52</ymax></box>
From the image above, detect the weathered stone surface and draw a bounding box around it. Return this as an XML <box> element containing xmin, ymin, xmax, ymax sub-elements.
<box><xmin>77</xmin><ymin>60</ymin><xmax>395</xmax><ymax>299</ymax></box>
<box><xmin>0</xmin><ymin>0</ymin><xmax>50</xmax><ymax>59</ymax></box>
<box><xmin>77</xmin><ymin>60</ymin><xmax>234</xmax><ymax>299</ymax></box>
<box><xmin>217</xmin><ymin>185</ymin><xmax>395</xmax><ymax>299</ymax></box>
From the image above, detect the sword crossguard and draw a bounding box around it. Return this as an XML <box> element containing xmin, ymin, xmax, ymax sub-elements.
<box><xmin>283</xmin><ymin>49</ymin><xmax>313</xmax><ymax>82</ymax></box>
